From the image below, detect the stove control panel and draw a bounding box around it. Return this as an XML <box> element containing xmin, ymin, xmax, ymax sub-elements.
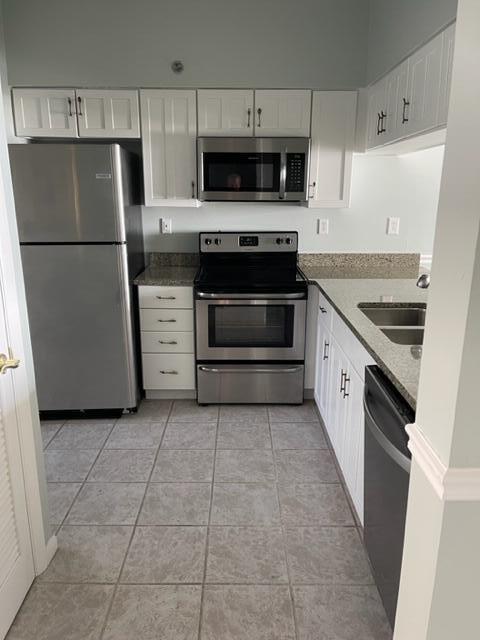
<box><xmin>200</xmin><ymin>232</ymin><xmax>298</xmax><ymax>253</ymax></box>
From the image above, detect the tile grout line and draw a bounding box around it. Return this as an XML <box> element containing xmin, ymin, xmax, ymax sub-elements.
<box><xmin>196</xmin><ymin>405</ymin><xmax>220</xmax><ymax>640</ymax></box>
<box><xmin>268</xmin><ymin>408</ymin><xmax>300</xmax><ymax>640</ymax></box>
<box><xmin>97</xmin><ymin>400</ymin><xmax>174</xmax><ymax>640</ymax></box>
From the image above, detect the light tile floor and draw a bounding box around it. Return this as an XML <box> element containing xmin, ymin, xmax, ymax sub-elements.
<box><xmin>7</xmin><ymin>400</ymin><xmax>392</xmax><ymax>640</ymax></box>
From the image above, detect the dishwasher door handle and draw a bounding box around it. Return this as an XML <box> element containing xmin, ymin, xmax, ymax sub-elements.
<box><xmin>363</xmin><ymin>391</ymin><xmax>411</xmax><ymax>473</ymax></box>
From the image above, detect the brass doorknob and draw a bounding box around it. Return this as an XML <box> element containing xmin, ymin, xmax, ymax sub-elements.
<box><xmin>0</xmin><ymin>353</ymin><xmax>20</xmax><ymax>375</ymax></box>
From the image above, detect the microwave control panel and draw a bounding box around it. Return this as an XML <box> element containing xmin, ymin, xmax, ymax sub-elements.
<box><xmin>286</xmin><ymin>153</ymin><xmax>306</xmax><ymax>192</ymax></box>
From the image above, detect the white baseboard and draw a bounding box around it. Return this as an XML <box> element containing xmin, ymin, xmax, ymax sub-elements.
<box><xmin>35</xmin><ymin>534</ymin><xmax>58</xmax><ymax>575</ymax></box>
<box><xmin>407</xmin><ymin>423</ymin><xmax>480</xmax><ymax>501</ymax></box>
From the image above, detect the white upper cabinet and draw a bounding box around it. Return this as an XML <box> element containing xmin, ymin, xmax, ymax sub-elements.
<box><xmin>140</xmin><ymin>89</ymin><xmax>198</xmax><ymax>207</ymax></box>
<box><xmin>365</xmin><ymin>23</ymin><xmax>455</xmax><ymax>149</ymax></box>
<box><xmin>197</xmin><ymin>90</ymin><xmax>254</xmax><ymax>136</ymax></box>
<box><xmin>75</xmin><ymin>90</ymin><xmax>140</xmax><ymax>137</ymax></box>
<box><xmin>12</xmin><ymin>88</ymin><xmax>139</xmax><ymax>138</ymax></box>
<box><xmin>403</xmin><ymin>31</ymin><xmax>443</xmax><ymax>137</ymax></box>
<box><xmin>438</xmin><ymin>22</ymin><xmax>456</xmax><ymax>126</ymax></box>
<box><xmin>254</xmin><ymin>90</ymin><xmax>311</xmax><ymax>137</ymax></box>
<box><xmin>308</xmin><ymin>91</ymin><xmax>357</xmax><ymax>208</ymax></box>
<box><xmin>12</xmin><ymin>88</ymin><xmax>77</xmax><ymax>137</ymax></box>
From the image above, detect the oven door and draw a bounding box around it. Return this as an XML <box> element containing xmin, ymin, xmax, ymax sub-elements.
<box><xmin>195</xmin><ymin>294</ymin><xmax>306</xmax><ymax>361</ymax></box>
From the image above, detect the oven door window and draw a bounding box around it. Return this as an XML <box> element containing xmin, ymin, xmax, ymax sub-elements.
<box><xmin>203</xmin><ymin>153</ymin><xmax>280</xmax><ymax>193</ymax></box>
<box><xmin>208</xmin><ymin>304</ymin><xmax>294</xmax><ymax>348</ymax></box>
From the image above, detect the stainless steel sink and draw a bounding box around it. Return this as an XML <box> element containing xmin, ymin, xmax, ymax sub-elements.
<box><xmin>360</xmin><ymin>306</ymin><xmax>426</xmax><ymax>327</ymax></box>
<box><xmin>381</xmin><ymin>327</ymin><xmax>424</xmax><ymax>345</ymax></box>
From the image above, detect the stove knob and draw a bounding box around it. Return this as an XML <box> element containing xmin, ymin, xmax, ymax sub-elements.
<box><xmin>285</xmin><ymin>237</ymin><xmax>293</xmax><ymax>245</ymax></box>
<box><xmin>214</xmin><ymin>238</ymin><xmax>221</xmax><ymax>245</ymax></box>
<box><xmin>205</xmin><ymin>238</ymin><xmax>212</xmax><ymax>245</ymax></box>
<box><xmin>276</xmin><ymin>237</ymin><xmax>284</xmax><ymax>245</ymax></box>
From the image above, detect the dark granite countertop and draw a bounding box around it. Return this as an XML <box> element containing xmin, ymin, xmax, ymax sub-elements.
<box><xmin>134</xmin><ymin>265</ymin><xmax>197</xmax><ymax>286</ymax></box>
<box><xmin>308</xmin><ymin>277</ymin><xmax>428</xmax><ymax>410</ymax></box>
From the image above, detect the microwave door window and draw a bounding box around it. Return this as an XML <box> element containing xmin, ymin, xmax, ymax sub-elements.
<box><xmin>203</xmin><ymin>153</ymin><xmax>280</xmax><ymax>192</ymax></box>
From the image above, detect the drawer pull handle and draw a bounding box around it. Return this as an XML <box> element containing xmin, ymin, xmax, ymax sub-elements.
<box><xmin>319</xmin><ymin>306</ymin><xmax>327</xmax><ymax>314</ymax></box>
<box><xmin>158</xmin><ymin>340</ymin><xmax>177</xmax><ymax>345</ymax></box>
<box><xmin>159</xmin><ymin>370</ymin><xmax>178</xmax><ymax>375</ymax></box>
<box><xmin>340</xmin><ymin>369</ymin><xmax>347</xmax><ymax>393</ymax></box>
<box><xmin>156</xmin><ymin>296</ymin><xmax>176</xmax><ymax>300</ymax></box>
<box><xmin>158</xmin><ymin>319</ymin><xmax>176</xmax><ymax>323</ymax></box>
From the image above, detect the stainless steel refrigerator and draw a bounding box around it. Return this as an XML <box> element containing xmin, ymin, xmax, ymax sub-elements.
<box><xmin>9</xmin><ymin>143</ymin><xmax>145</xmax><ymax>412</ymax></box>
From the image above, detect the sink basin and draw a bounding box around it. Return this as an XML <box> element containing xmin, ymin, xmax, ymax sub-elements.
<box><xmin>359</xmin><ymin>305</ymin><xmax>426</xmax><ymax>327</ymax></box>
<box><xmin>381</xmin><ymin>328</ymin><xmax>424</xmax><ymax>345</ymax></box>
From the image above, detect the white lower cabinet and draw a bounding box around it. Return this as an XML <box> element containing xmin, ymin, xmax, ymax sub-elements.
<box><xmin>314</xmin><ymin>293</ymin><xmax>374</xmax><ymax>524</ymax></box>
<box><xmin>139</xmin><ymin>285</ymin><xmax>195</xmax><ymax>394</ymax></box>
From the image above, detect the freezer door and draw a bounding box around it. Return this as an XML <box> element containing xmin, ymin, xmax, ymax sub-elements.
<box><xmin>9</xmin><ymin>144</ymin><xmax>126</xmax><ymax>242</ymax></box>
<box><xmin>20</xmin><ymin>244</ymin><xmax>137</xmax><ymax>411</ymax></box>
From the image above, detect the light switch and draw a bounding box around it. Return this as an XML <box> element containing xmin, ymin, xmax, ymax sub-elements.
<box><xmin>387</xmin><ymin>217</ymin><xmax>400</xmax><ymax>235</ymax></box>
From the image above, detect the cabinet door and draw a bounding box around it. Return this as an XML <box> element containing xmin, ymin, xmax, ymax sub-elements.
<box><xmin>76</xmin><ymin>90</ymin><xmax>140</xmax><ymax>138</ymax></box>
<box><xmin>325</xmin><ymin>337</ymin><xmax>349</xmax><ymax>459</ymax></box>
<box><xmin>438</xmin><ymin>22</ymin><xmax>456</xmax><ymax>126</ymax></box>
<box><xmin>405</xmin><ymin>31</ymin><xmax>443</xmax><ymax>137</ymax></box>
<box><xmin>198</xmin><ymin>90</ymin><xmax>254</xmax><ymax>136</ymax></box>
<box><xmin>254</xmin><ymin>90</ymin><xmax>311</xmax><ymax>136</ymax></box>
<box><xmin>366</xmin><ymin>77</ymin><xmax>387</xmax><ymax>149</ymax></box>
<box><xmin>314</xmin><ymin>317</ymin><xmax>332</xmax><ymax>425</ymax></box>
<box><xmin>12</xmin><ymin>88</ymin><xmax>77</xmax><ymax>137</ymax></box>
<box><xmin>384</xmin><ymin>59</ymin><xmax>409</xmax><ymax>143</ymax></box>
<box><xmin>308</xmin><ymin>91</ymin><xmax>356</xmax><ymax>208</ymax></box>
<box><xmin>342</xmin><ymin>368</ymin><xmax>365</xmax><ymax>524</ymax></box>
<box><xmin>140</xmin><ymin>90</ymin><xmax>198</xmax><ymax>207</ymax></box>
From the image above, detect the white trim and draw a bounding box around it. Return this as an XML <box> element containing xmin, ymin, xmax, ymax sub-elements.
<box><xmin>420</xmin><ymin>254</ymin><xmax>433</xmax><ymax>270</ymax></box>
<box><xmin>407</xmin><ymin>423</ymin><xmax>480</xmax><ymax>501</ymax></box>
<box><xmin>35</xmin><ymin>535</ymin><xmax>58</xmax><ymax>575</ymax></box>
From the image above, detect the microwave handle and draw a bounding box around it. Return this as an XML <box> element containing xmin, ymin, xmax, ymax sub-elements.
<box><xmin>279</xmin><ymin>148</ymin><xmax>287</xmax><ymax>200</ymax></box>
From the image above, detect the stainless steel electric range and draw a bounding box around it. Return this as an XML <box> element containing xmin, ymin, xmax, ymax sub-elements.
<box><xmin>194</xmin><ymin>231</ymin><xmax>308</xmax><ymax>404</ymax></box>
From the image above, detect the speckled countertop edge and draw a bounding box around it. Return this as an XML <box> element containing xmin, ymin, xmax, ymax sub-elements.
<box><xmin>308</xmin><ymin>277</ymin><xmax>428</xmax><ymax>410</ymax></box>
<box><xmin>134</xmin><ymin>265</ymin><xmax>198</xmax><ymax>286</ymax></box>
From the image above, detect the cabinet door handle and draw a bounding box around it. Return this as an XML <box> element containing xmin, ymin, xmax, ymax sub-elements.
<box><xmin>340</xmin><ymin>369</ymin><xmax>347</xmax><ymax>393</ymax></box>
<box><xmin>159</xmin><ymin>370</ymin><xmax>178</xmax><ymax>375</ymax></box>
<box><xmin>247</xmin><ymin>107</ymin><xmax>251</xmax><ymax>128</ymax></box>
<box><xmin>343</xmin><ymin>375</ymin><xmax>351</xmax><ymax>398</ymax></box>
<box><xmin>319</xmin><ymin>306</ymin><xmax>327</xmax><ymax>314</ymax></box>
<box><xmin>257</xmin><ymin>107</ymin><xmax>262</xmax><ymax>127</ymax></box>
<box><xmin>380</xmin><ymin>110</ymin><xmax>387</xmax><ymax>133</ymax></box>
<box><xmin>157</xmin><ymin>319</ymin><xmax>176</xmax><ymax>323</ymax></box>
<box><xmin>402</xmin><ymin>98</ymin><xmax>410</xmax><ymax>124</ymax></box>
<box><xmin>77</xmin><ymin>96</ymin><xmax>83</xmax><ymax>116</ymax></box>
<box><xmin>158</xmin><ymin>340</ymin><xmax>178</xmax><ymax>345</ymax></box>
<box><xmin>308</xmin><ymin>182</ymin><xmax>316</xmax><ymax>199</ymax></box>
<box><xmin>67</xmin><ymin>97</ymin><xmax>73</xmax><ymax>117</ymax></box>
<box><xmin>376</xmin><ymin>113</ymin><xmax>381</xmax><ymax>135</ymax></box>
<box><xmin>156</xmin><ymin>296</ymin><xmax>176</xmax><ymax>300</ymax></box>
<box><xmin>323</xmin><ymin>341</ymin><xmax>329</xmax><ymax>360</ymax></box>
<box><xmin>191</xmin><ymin>180</ymin><xmax>196</xmax><ymax>199</ymax></box>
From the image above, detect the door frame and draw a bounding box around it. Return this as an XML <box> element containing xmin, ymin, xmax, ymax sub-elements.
<box><xmin>0</xmin><ymin>75</ymin><xmax>57</xmax><ymax>576</ymax></box>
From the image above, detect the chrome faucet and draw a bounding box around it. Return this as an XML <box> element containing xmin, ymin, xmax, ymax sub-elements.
<box><xmin>416</xmin><ymin>274</ymin><xmax>430</xmax><ymax>289</ymax></box>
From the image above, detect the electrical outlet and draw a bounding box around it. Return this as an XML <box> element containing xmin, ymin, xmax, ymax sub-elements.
<box><xmin>317</xmin><ymin>219</ymin><xmax>329</xmax><ymax>235</ymax></box>
<box><xmin>160</xmin><ymin>218</ymin><xmax>172</xmax><ymax>234</ymax></box>
<box><xmin>387</xmin><ymin>217</ymin><xmax>400</xmax><ymax>235</ymax></box>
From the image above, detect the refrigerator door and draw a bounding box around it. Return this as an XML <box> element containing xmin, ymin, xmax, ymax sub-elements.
<box><xmin>9</xmin><ymin>144</ymin><xmax>126</xmax><ymax>243</ymax></box>
<box><xmin>20</xmin><ymin>244</ymin><xmax>137</xmax><ymax>411</ymax></box>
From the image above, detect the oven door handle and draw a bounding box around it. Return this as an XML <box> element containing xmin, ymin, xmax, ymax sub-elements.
<box><xmin>198</xmin><ymin>366</ymin><xmax>304</xmax><ymax>374</ymax></box>
<box><xmin>195</xmin><ymin>292</ymin><xmax>306</xmax><ymax>300</ymax></box>
<box><xmin>279</xmin><ymin>147</ymin><xmax>287</xmax><ymax>200</ymax></box>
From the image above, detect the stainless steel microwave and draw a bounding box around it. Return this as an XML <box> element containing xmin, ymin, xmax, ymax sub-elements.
<box><xmin>197</xmin><ymin>137</ymin><xmax>310</xmax><ymax>202</ymax></box>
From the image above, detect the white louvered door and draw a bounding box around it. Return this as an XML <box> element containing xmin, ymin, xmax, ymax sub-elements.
<box><xmin>0</xmin><ymin>273</ymin><xmax>34</xmax><ymax>639</ymax></box>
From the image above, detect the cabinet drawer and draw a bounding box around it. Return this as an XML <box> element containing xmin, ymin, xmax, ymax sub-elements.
<box><xmin>139</xmin><ymin>286</ymin><xmax>193</xmax><ymax>309</ymax></box>
<box><xmin>318</xmin><ymin>291</ymin><xmax>334</xmax><ymax>332</ymax></box>
<box><xmin>142</xmin><ymin>353</ymin><xmax>195</xmax><ymax>390</ymax></box>
<box><xmin>141</xmin><ymin>331</ymin><xmax>194</xmax><ymax>354</ymax></box>
<box><xmin>332</xmin><ymin>312</ymin><xmax>374</xmax><ymax>381</ymax></box>
<box><xmin>140</xmin><ymin>308</ymin><xmax>194</xmax><ymax>332</ymax></box>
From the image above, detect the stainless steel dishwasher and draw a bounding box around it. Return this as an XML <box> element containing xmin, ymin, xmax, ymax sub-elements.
<box><xmin>364</xmin><ymin>365</ymin><xmax>415</xmax><ymax>630</ymax></box>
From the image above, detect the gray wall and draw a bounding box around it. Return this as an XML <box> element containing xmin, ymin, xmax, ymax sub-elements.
<box><xmin>367</xmin><ymin>0</ymin><xmax>458</xmax><ymax>83</ymax></box>
<box><xmin>143</xmin><ymin>146</ymin><xmax>444</xmax><ymax>256</ymax></box>
<box><xmin>2</xmin><ymin>0</ymin><xmax>369</xmax><ymax>88</ymax></box>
